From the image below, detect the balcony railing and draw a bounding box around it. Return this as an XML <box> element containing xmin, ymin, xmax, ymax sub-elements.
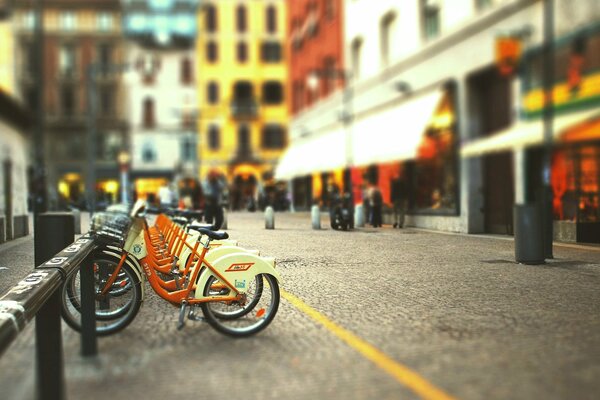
<box><xmin>230</xmin><ymin>99</ymin><xmax>259</xmax><ymax>119</ymax></box>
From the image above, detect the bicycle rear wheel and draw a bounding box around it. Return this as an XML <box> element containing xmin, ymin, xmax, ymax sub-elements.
<box><xmin>204</xmin><ymin>275</ymin><xmax>264</xmax><ymax>320</ymax></box>
<box><xmin>200</xmin><ymin>273</ymin><xmax>279</xmax><ymax>338</ymax></box>
<box><xmin>61</xmin><ymin>254</ymin><xmax>143</xmax><ymax>336</ymax></box>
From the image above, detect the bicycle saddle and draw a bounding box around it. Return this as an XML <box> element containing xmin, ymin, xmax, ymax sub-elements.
<box><xmin>187</xmin><ymin>225</ymin><xmax>229</xmax><ymax>241</ymax></box>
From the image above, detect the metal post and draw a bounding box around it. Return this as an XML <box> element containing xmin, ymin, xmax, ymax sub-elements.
<box><xmin>265</xmin><ymin>206</ymin><xmax>275</xmax><ymax>229</ymax></box>
<box><xmin>542</xmin><ymin>0</ymin><xmax>555</xmax><ymax>258</ymax></box>
<box><xmin>80</xmin><ymin>255</ymin><xmax>97</xmax><ymax>356</ymax></box>
<box><xmin>32</xmin><ymin>0</ymin><xmax>47</xmax><ymax>219</ymax></box>
<box><xmin>34</xmin><ymin>213</ymin><xmax>74</xmax><ymax>400</ymax></box>
<box><xmin>86</xmin><ymin>64</ymin><xmax>98</xmax><ymax>215</ymax></box>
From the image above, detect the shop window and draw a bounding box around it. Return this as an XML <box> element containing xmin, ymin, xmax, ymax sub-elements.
<box><xmin>181</xmin><ymin>137</ymin><xmax>195</xmax><ymax>162</ymax></box>
<box><xmin>59</xmin><ymin>11</ymin><xmax>76</xmax><ymax>31</ymax></box>
<box><xmin>206</xmin><ymin>41</ymin><xmax>218</xmax><ymax>63</ymax></box>
<box><xmin>410</xmin><ymin>90</ymin><xmax>458</xmax><ymax>213</ymax></box>
<box><xmin>207</xmin><ymin>81</ymin><xmax>219</xmax><ymax>104</ymax></box>
<box><xmin>262</xmin><ymin>124</ymin><xmax>286</xmax><ymax>149</ymax></box>
<box><xmin>205</xmin><ymin>5</ymin><xmax>217</xmax><ymax>32</ymax></box>
<box><xmin>266</xmin><ymin>5</ymin><xmax>277</xmax><ymax>33</ymax></box>
<box><xmin>97</xmin><ymin>12</ymin><xmax>113</xmax><ymax>31</ymax></box>
<box><xmin>208</xmin><ymin>125</ymin><xmax>220</xmax><ymax>150</ymax></box>
<box><xmin>262</xmin><ymin>81</ymin><xmax>283</xmax><ymax>105</ymax></box>
<box><xmin>261</xmin><ymin>42</ymin><xmax>282</xmax><ymax>63</ymax></box>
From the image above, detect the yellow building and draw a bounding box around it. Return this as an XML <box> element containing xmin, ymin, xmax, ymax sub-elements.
<box><xmin>197</xmin><ymin>0</ymin><xmax>288</xmax><ymax>210</ymax></box>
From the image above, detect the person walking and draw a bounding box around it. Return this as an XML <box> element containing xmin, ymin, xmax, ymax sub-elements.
<box><xmin>203</xmin><ymin>170</ymin><xmax>225</xmax><ymax>229</ymax></box>
<box><xmin>391</xmin><ymin>175</ymin><xmax>406</xmax><ymax>228</ymax></box>
<box><xmin>369</xmin><ymin>184</ymin><xmax>383</xmax><ymax>228</ymax></box>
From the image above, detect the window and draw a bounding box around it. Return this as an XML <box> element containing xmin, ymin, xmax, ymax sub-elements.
<box><xmin>323</xmin><ymin>57</ymin><xmax>337</xmax><ymax>95</ymax></box>
<box><xmin>205</xmin><ymin>5</ymin><xmax>217</xmax><ymax>32</ymax></box>
<box><xmin>262</xmin><ymin>124</ymin><xmax>286</xmax><ymax>149</ymax></box>
<box><xmin>262</xmin><ymin>81</ymin><xmax>283</xmax><ymax>104</ymax></box>
<box><xmin>233</xmin><ymin>81</ymin><xmax>254</xmax><ymax>102</ymax></box>
<box><xmin>261</xmin><ymin>42</ymin><xmax>282</xmax><ymax>63</ymax></box>
<box><xmin>143</xmin><ymin>97</ymin><xmax>155</xmax><ymax>128</ymax></box>
<box><xmin>99</xmin><ymin>86</ymin><xmax>113</xmax><ymax>117</ymax></box>
<box><xmin>325</xmin><ymin>0</ymin><xmax>336</xmax><ymax>20</ymax></box>
<box><xmin>208</xmin><ymin>125</ymin><xmax>220</xmax><ymax>150</ymax></box>
<box><xmin>236</xmin><ymin>41</ymin><xmax>248</xmax><ymax>63</ymax></box>
<box><xmin>59</xmin><ymin>11</ymin><xmax>76</xmax><ymax>31</ymax></box>
<box><xmin>207</xmin><ymin>82</ymin><xmax>219</xmax><ymax>104</ymax></box>
<box><xmin>380</xmin><ymin>12</ymin><xmax>396</xmax><ymax>67</ymax></box>
<box><xmin>97</xmin><ymin>12</ymin><xmax>113</xmax><ymax>31</ymax></box>
<box><xmin>351</xmin><ymin>38</ymin><xmax>363</xmax><ymax>80</ymax></box>
<box><xmin>97</xmin><ymin>43</ymin><xmax>112</xmax><ymax>75</ymax></box>
<box><xmin>181</xmin><ymin>137</ymin><xmax>195</xmax><ymax>162</ymax></box>
<box><xmin>59</xmin><ymin>44</ymin><xmax>77</xmax><ymax>77</ymax></box>
<box><xmin>237</xmin><ymin>124</ymin><xmax>251</xmax><ymax>154</ymax></box>
<box><xmin>475</xmin><ymin>0</ymin><xmax>493</xmax><ymax>11</ymax></box>
<box><xmin>236</xmin><ymin>5</ymin><xmax>247</xmax><ymax>33</ymax></box>
<box><xmin>293</xmin><ymin>81</ymin><xmax>304</xmax><ymax>112</ymax></box>
<box><xmin>142</xmin><ymin>143</ymin><xmax>156</xmax><ymax>163</ymax></box>
<box><xmin>206</xmin><ymin>41</ymin><xmax>218</xmax><ymax>63</ymax></box>
<box><xmin>61</xmin><ymin>85</ymin><xmax>76</xmax><ymax>116</ymax></box>
<box><xmin>181</xmin><ymin>57</ymin><xmax>193</xmax><ymax>84</ymax></box>
<box><xmin>266</xmin><ymin>6</ymin><xmax>277</xmax><ymax>33</ymax></box>
<box><xmin>422</xmin><ymin>0</ymin><xmax>440</xmax><ymax>40</ymax></box>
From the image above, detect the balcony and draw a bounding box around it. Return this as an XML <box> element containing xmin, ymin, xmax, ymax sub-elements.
<box><xmin>230</xmin><ymin>99</ymin><xmax>259</xmax><ymax>120</ymax></box>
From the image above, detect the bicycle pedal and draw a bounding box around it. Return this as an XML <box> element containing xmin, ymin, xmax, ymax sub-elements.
<box><xmin>177</xmin><ymin>301</ymin><xmax>187</xmax><ymax>330</ymax></box>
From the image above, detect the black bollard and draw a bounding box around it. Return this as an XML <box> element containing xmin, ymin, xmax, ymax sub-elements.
<box><xmin>34</xmin><ymin>212</ymin><xmax>74</xmax><ymax>400</ymax></box>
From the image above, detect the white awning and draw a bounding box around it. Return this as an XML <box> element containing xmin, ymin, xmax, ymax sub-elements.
<box><xmin>351</xmin><ymin>89</ymin><xmax>444</xmax><ymax>167</ymax></box>
<box><xmin>461</xmin><ymin>108</ymin><xmax>600</xmax><ymax>158</ymax></box>
<box><xmin>275</xmin><ymin>129</ymin><xmax>346</xmax><ymax>180</ymax></box>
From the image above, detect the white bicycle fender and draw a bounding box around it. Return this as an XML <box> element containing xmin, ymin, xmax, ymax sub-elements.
<box><xmin>195</xmin><ymin>253</ymin><xmax>281</xmax><ymax>299</ymax></box>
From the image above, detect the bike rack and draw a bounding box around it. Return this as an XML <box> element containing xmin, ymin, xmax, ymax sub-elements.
<box><xmin>0</xmin><ymin>212</ymin><xmax>99</xmax><ymax>400</ymax></box>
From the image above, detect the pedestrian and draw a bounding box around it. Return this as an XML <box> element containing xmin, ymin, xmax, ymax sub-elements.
<box><xmin>369</xmin><ymin>184</ymin><xmax>383</xmax><ymax>228</ymax></box>
<box><xmin>391</xmin><ymin>175</ymin><xmax>406</xmax><ymax>228</ymax></box>
<box><xmin>362</xmin><ymin>184</ymin><xmax>371</xmax><ymax>226</ymax></box>
<box><xmin>203</xmin><ymin>170</ymin><xmax>224</xmax><ymax>229</ymax></box>
<box><xmin>158</xmin><ymin>182</ymin><xmax>173</xmax><ymax>210</ymax></box>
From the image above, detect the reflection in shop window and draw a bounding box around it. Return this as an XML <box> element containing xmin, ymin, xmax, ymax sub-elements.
<box><xmin>411</xmin><ymin>90</ymin><xmax>457</xmax><ymax>212</ymax></box>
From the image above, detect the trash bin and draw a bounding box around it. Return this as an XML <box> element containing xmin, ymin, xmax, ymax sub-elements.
<box><xmin>514</xmin><ymin>203</ymin><xmax>545</xmax><ymax>265</ymax></box>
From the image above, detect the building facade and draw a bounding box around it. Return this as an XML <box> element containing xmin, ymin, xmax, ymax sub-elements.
<box><xmin>122</xmin><ymin>0</ymin><xmax>200</xmax><ymax>207</ymax></box>
<box><xmin>278</xmin><ymin>0</ymin><xmax>600</xmax><ymax>243</ymax></box>
<box><xmin>196</xmin><ymin>0</ymin><xmax>289</xmax><ymax>211</ymax></box>
<box><xmin>14</xmin><ymin>0</ymin><xmax>127</xmax><ymax>210</ymax></box>
<box><xmin>285</xmin><ymin>0</ymin><xmax>344</xmax><ymax>210</ymax></box>
<box><xmin>0</xmin><ymin>3</ymin><xmax>30</xmax><ymax>242</ymax></box>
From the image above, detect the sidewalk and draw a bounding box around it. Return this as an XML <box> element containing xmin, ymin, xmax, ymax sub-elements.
<box><xmin>0</xmin><ymin>211</ymin><xmax>599</xmax><ymax>400</ymax></box>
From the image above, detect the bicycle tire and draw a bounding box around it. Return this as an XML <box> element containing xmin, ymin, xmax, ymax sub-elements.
<box><xmin>200</xmin><ymin>273</ymin><xmax>279</xmax><ymax>338</ymax></box>
<box><xmin>204</xmin><ymin>274</ymin><xmax>264</xmax><ymax>320</ymax></box>
<box><xmin>61</xmin><ymin>254</ymin><xmax>143</xmax><ymax>336</ymax></box>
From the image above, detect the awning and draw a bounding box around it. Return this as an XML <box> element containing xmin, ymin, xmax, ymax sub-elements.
<box><xmin>461</xmin><ymin>108</ymin><xmax>600</xmax><ymax>157</ymax></box>
<box><xmin>275</xmin><ymin>129</ymin><xmax>346</xmax><ymax>180</ymax></box>
<box><xmin>351</xmin><ymin>89</ymin><xmax>444</xmax><ymax>167</ymax></box>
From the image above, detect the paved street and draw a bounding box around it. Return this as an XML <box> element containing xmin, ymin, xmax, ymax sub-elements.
<box><xmin>1</xmin><ymin>212</ymin><xmax>600</xmax><ymax>400</ymax></box>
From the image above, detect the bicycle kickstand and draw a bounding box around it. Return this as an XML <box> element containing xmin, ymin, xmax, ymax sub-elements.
<box><xmin>177</xmin><ymin>300</ymin><xmax>188</xmax><ymax>330</ymax></box>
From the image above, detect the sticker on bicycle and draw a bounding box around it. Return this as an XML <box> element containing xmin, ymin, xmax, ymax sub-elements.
<box><xmin>225</xmin><ymin>262</ymin><xmax>254</xmax><ymax>272</ymax></box>
<box><xmin>133</xmin><ymin>244</ymin><xmax>143</xmax><ymax>254</ymax></box>
<box><xmin>234</xmin><ymin>279</ymin><xmax>246</xmax><ymax>289</ymax></box>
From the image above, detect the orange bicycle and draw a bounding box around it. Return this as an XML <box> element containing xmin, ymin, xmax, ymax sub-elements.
<box><xmin>61</xmin><ymin>202</ymin><xmax>281</xmax><ymax>337</ymax></box>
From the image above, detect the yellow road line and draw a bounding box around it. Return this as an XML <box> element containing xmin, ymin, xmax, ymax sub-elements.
<box><xmin>281</xmin><ymin>289</ymin><xmax>457</xmax><ymax>400</ymax></box>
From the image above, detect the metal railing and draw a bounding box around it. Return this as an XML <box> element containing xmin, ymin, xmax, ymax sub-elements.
<box><xmin>0</xmin><ymin>213</ymin><xmax>99</xmax><ymax>400</ymax></box>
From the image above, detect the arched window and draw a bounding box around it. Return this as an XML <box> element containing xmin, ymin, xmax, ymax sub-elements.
<box><xmin>181</xmin><ymin>57</ymin><xmax>193</xmax><ymax>84</ymax></box>
<box><xmin>208</xmin><ymin>125</ymin><xmax>220</xmax><ymax>150</ymax></box>
<box><xmin>143</xmin><ymin>97</ymin><xmax>155</xmax><ymax>128</ymax></box>
<box><xmin>206</xmin><ymin>41</ymin><xmax>218</xmax><ymax>62</ymax></box>
<box><xmin>236</xmin><ymin>41</ymin><xmax>248</xmax><ymax>63</ymax></box>
<box><xmin>205</xmin><ymin>4</ymin><xmax>217</xmax><ymax>32</ymax></box>
<box><xmin>236</xmin><ymin>5</ymin><xmax>247</xmax><ymax>33</ymax></box>
<box><xmin>207</xmin><ymin>81</ymin><xmax>219</xmax><ymax>104</ymax></box>
<box><xmin>266</xmin><ymin>5</ymin><xmax>277</xmax><ymax>33</ymax></box>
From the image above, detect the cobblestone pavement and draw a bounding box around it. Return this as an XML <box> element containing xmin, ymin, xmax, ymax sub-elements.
<box><xmin>1</xmin><ymin>211</ymin><xmax>600</xmax><ymax>400</ymax></box>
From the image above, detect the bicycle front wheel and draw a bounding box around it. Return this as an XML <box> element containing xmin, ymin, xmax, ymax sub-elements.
<box><xmin>61</xmin><ymin>255</ymin><xmax>143</xmax><ymax>336</ymax></box>
<box><xmin>200</xmin><ymin>273</ymin><xmax>279</xmax><ymax>338</ymax></box>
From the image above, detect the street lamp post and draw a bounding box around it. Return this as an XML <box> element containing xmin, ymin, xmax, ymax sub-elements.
<box><xmin>117</xmin><ymin>151</ymin><xmax>131</xmax><ymax>204</ymax></box>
